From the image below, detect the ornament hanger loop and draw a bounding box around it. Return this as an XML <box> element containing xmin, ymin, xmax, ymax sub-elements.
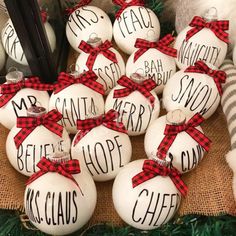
<box><xmin>130</xmin><ymin>72</ymin><xmax>146</xmax><ymax>84</ymax></box>
<box><xmin>145</xmin><ymin>29</ymin><xmax>158</xmax><ymax>42</ymax></box>
<box><xmin>69</xmin><ymin>63</ymin><xmax>80</xmax><ymax>77</ymax></box>
<box><xmin>150</xmin><ymin>152</ymin><xmax>170</xmax><ymax>167</ymax></box>
<box><xmin>88</xmin><ymin>33</ymin><xmax>102</xmax><ymax>47</ymax></box>
<box><xmin>135</xmin><ymin>68</ymin><xmax>145</xmax><ymax>76</ymax></box>
<box><xmin>6</xmin><ymin>69</ymin><xmax>24</xmax><ymax>84</ymax></box>
<box><xmin>203</xmin><ymin>7</ymin><xmax>218</xmax><ymax>22</ymax></box>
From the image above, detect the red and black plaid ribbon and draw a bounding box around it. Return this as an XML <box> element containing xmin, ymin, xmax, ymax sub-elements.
<box><xmin>134</xmin><ymin>34</ymin><xmax>177</xmax><ymax>62</ymax></box>
<box><xmin>27</xmin><ymin>157</ymin><xmax>82</xmax><ymax>190</ymax></box>
<box><xmin>185</xmin><ymin>60</ymin><xmax>226</xmax><ymax>95</ymax></box>
<box><xmin>78</xmin><ymin>40</ymin><xmax>118</xmax><ymax>70</ymax></box>
<box><xmin>0</xmin><ymin>77</ymin><xmax>53</xmax><ymax>108</ymax></box>
<box><xmin>14</xmin><ymin>109</ymin><xmax>64</xmax><ymax>149</ymax></box>
<box><xmin>186</xmin><ymin>16</ymin><xmax>229</xmax><ymax>43</ymax></box>
<box><xmin>40</xmin><ymin>10</ymin><xmax>48</xmax><ymax>23</ymax></box>
<box><xmin>132</xmin><ymin>159</ymin><xmax>188</xmax><ymax>196</ymax></box>
<box><xmin>113</xmin><ymin>75</ymin><xmax>157</xmax><ymax>107</ymax></box>
<box><xmin>65</xmin><ymin>0</ymin><xmax>92</xmax><ymax>15</ymax></box>
<box><xmin>113</xmin><ymin>0</ymin><xmax>145</xmax><ymax>18</ymax></box>
<box><xmin>53</xmin><ymin>71</ymin><xmax>105</xmax><ymax>95</ymax></box>
<box><xmin>157</xmin><ymin>113</ymin><xmax>211</xmax><ymax>159</ymax></box>
<box><xmin>74</xmin><ymin>109</ymin><xmax>127</xmax><ymax>145</ymax></box>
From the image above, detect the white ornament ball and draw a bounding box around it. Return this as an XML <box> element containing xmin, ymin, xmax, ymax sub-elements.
<box><xmin>1</xmin><ymin>19</ymin><xmax>56</xmax><ymax>66</ymax></box>
<box><xmin>126</xmin><ymin>49</ymin><xmax>176</xmax><ymax>94</ymax></box>
<box><xmin>0</xmin><ymin>84</ymin><xmax>50</xmax><ymax>130</ymax></box>
<box><xmin>71</xmin><ymin>125</ymin><xmax>132</xmax><ymax>181</ymax></box>
<box><xmin>24</xmin><ymin>161</ymin><xmax>97</xmax><ymax>235</ymax></box>
<box><xmin>112</xmin><ymin>159</ymin><xmax>181</xmax><ymax>230</ymax></box>
<box><xmin>66</xmin><ymin>6</ymin><xmax>112</xmax><ymax>52</ymax></box>
<box><xmin>76</xmin><ymin>47</ymin><xmax>125</xmax><ymax>95</ymax></box>
<box><xmin>105</xmin><ymin>85</ymin><xmax>160</xmax><ymax>136</ymax></box>
<box><xmin>145</xmin><ymin>115</ymin><xmax>206</xmax><ymax>173</ymax></box>
<box><xmin>174</xmin><ymin>26</ymin><xmax>228</xmax><ymax>70</ymax></box>
<box><xmin>49</xmin><ymin>84</ymin><xmax>105</xmax><ymax>134</ymax></box>
<box><xmin>0</xmin><ymin>40</ymin><xmax>5</xmax><ymax>71</ymax></box>
<box><xmin>113</xmin><ymin>6</ymin><xmax>160</xmax><ymax>54</ymax></box>
<box><xmin>163</xmin><ymin>70</ymin><xmax>221</xmax><ymax>119</ymax></box>
<box><xmin>233</xmin><ymin>46</ymin><xmax>236</xmax><ymax>65</ymax></box>
<box><xmin>6</xmin><ymin>126</ymin><xmax>71</xmax><ymax>176</ymax></box>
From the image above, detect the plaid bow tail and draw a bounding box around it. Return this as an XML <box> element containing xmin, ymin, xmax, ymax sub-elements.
<box><xmin>65</xmin><ymin>0</ymin><xmax>92</xmax><ymax>15</ymax></box>
<box><xmin>41</xmin><ymin>11</ymin><xmax>47</xmax><ymax>23</ymax></box>
<box><xmin>186</xmin><ymin>16</ymin><xmax>229</xmax><ymax>43</ymax></box>
<box><xmin>132</xmin><ymin>160</ymin><xmax>188</xmax><ymax>196</ymax></box>
<box><xmin>26</xmin><ymin>157</ymin><xmax>83</xmax><ymax>194</ymax></box>
<box><xmin>14</xmin><ymin>109</ymin><xmax>64</xmax><ymax>149</ymax></box>
<box><xmin>113</xmin><ymin>0</ymin><xmax>145</xmax><ymax>18</ymax></box>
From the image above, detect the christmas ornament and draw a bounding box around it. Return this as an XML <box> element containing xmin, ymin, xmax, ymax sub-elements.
<box><xmin>105</xmin><ymin>73</ymin><xmax>160</xmax><ymax>136</ymax></box>
<box><xmin>0</xmin><ymin>40</ymin><xmax>5</xmax><ymax>71</ymax></box>
<box><xmin>49</xmin><ymin>71</ymin><xmax>105</xmax><ymax>134</ymax></box>
<box><xmin>71</xmin><ymin>109</ymin><xmax>132</xmax><ymax>181</ymax></box>
<box><xmin>1</xmin><ymin>13</ymin><xmax>56</xmax><ymax>66</ymax></box>
<box><xmin>126</xmin><ymin>34</ymin><xmax>177</xmax><ymax>94</ymax></box>
<box><xmin>24</xmin><ymin>153</ymin><xmax>97</xmax><ymax>235</ymax></box>
<box><xmin>6</xmin><ymin>107</ymin><xmax>71</xmax><ymax>176</ymax></box>
<box><xmin>163</xmin><ymin>61</ymin><xmax>226</xmax><ymax>119</ymax></box>
<box><xmin>112</xmin><ymin>0</ymin><xmax>160</xmax><ymax>54</ymax></box>
<box><xmin>65</xmin><ymin>0</ymin><xmax>112</xmax><ymax>53</ymax></box>
<box><xmin>0</xmin><ymin>71</ymin><xmax>52</xmax><ymax>129</ymax></box>
<box><xmin>233</xmin><ymin>47</ymin><xmax>236</xmax><ymax>66</ymax></box>
<box><xmin>112</xmin><ymin>159</ymin><xmax>187</xmax><ymax>230</ymax></box>
<box><xmin>76</xmin><ymin>37</ymin><xmax>125</xmax><ymax>95</ymax></box>
<box><xmin>145</xmin><ymin>110</ymin><xmax>211</xmax><ymax>173</ymax></box>
<box><xmin>174</xmin><ymin>8</ymin><xmax>229</xmax><ymax>70</ymax></box>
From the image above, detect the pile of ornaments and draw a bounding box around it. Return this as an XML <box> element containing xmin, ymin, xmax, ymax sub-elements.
<box><xmin>0</xmin><ymin>0</ymin><xmax>231</xmax><ymax>234</ymax></box>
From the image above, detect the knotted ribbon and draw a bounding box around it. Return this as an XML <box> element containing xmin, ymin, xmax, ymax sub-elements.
<box><xmin>65</xmin><ymin>0</ymin><xmax>92</xmax><ymax>15</ymax></box>
<box><xmin>134</xmin><ymin>34</ymin><xmax>177</xmax><ymax>62</ymax></box>
<box><xmin>40</xmin><ymin>10</ymin><xmax>48</xmax><ymax>23</ymax></box>
<box><xmin>113</xmin><ymin>75</ymin><xmax>157</xmax><ymax>107</ymax></box>
<box><xmin>132</xmin><ymin>159</ymin><xmax>188</xmax><ymax>196</ymax></box>
<box><xmin>53</xmin><ymin>71</ymin><xmax>105</xmax><ymax>95</ymax></box>
<box><xmin>185</xmin><ymin>60</ymin><xmax>226</xmax><ymax>95</ymax></box>
<box><xmin>78</xmin><ymin>40</ymin><xmax>118</xmax><ymax>70</ymax></box>
<box><xmin>157</xmin><ymin>113</ymin><xmax>211</xmax><ymax>159</ymax></box>
<box><xmin>186</xmin><ymin>16</ymin><xmax>229</xmax><ymax>43</ymax></box>
<box><xmin>0</xmin><ymin>77</ymin><xmax>53</xmax><ymax>108</ymax></box>
<box><xmin>14</xmin><ymin>109</ymin><xmax>64</xmax><ymax>149</ymax></box>
<box><xmin>74</xmin><ymin>109</ymin><xmax>127</xmax><ymax>145</ymax></box>
<box><xmin>27</xmin><ymin>157</ymin><xmax>83</xmax><ymax>192</ymax></box>
<box><xmin>113</xmin><ymin>0</ymin><xmax>145</xmax><ymax>18</ymax></box>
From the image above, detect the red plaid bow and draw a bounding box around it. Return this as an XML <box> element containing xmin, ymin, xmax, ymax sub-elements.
<box><xmin>113</xmin><ymin>76</ymin><xmax>157</xmax><ymax>107</ymax></box>
<box><xmin>157</xmin><ymin>113</ymin><xmax>211</xmax><ymax>159</ymax></box>
<box><xmin>0</xmin><ymin>77</ymin><xmax>53</xmax><ymax>108</ymax></box>
<box><xmin>74</xmin><ymin>109</ymin><xmax>127</xmax><ymax>145</ymax></box>
<box><xmin>113</xmin><ymin>0</ymin><xmax>145</xmax><ymax>18</ymax></box>
<box><xmin>78</xmin><ymin>40</ymin><xmax>118</xmax><ymax>70</ymax></box>
<box><xmin>53</xmin><ymin>71</ymin><xmax>105</xmax><ymax>95</ymax></box>
<box><xmin>132</xmin><ymin>160</ymin><xmax>188</xmax><ymax>196</ymax></box>
<box><xmin>185</xmin><ymin>60</ymin><xmax>226</xmax><ymax>95</ymax></box>
<box><xmin>65</xmin><ymin>0</ymin><xmax>92</xmax><ymax>15</ymax></box>
<box><xmin>40</xmin><ymin>10</ymin><xmax>47</xmax><ymax>23</ymax></box>
<box><xmin>134</xmin><ymin>34</ymin><xmax>177</xmax><ymax>62</ymax></box>
<box><xmin>186</xmin><ymin>16</ymin><xmax>229</xmax><ymax>43</ymax></box>
<box><xmin>27</xmin><ymin>157</ymin><xmax>82</xmax><ymax>191</ymax></box>
<box><xmin>14</xmin><ymin>109</ymin><xmax>64</xmax><ymax>149</ymax></box>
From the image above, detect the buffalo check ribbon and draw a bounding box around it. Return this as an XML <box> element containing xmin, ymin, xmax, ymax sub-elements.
<box><xmin>113</xmin><ymin>75</ymin><xmax>157</xmax><ymax>107</ymax></box>
<box><xmin>0</xmin><ymin>77</ymin><xmax>53</xmax><ymax>108</ymax></box>
<box><xmin>53</xmin><ymin>71</ymin><xmax>105</xmax><ymax>95</ymax></box>
<box><xmin>132</xmin><ymin>159</ymin><xmax>188</xmax><ymax>196</ymax></box>
<box><xmin>65</xmin><ymin>0</ymin><xmax>92</xmax><ymax>15</ymax></box>
<box><xmin>26</xmin><ymin>157</ymin><xmax>82</xmax><ymax>191</ymax></box>
<box><xmin>134</xmin><ymin>34</ymin><xmax>177</xmax><ymax>62</ymax></box>
<box><xmin>186</xmin><ymin>16</ymin><xmax>229</xmax><ymax>43</ymax></box>
<box><xmin>185</xmin><ymin>60</ymin><xmax>226</xmax><ymax>95</ymax></box>
<box><xmin>74</xmin><ymin>109</ymin><xmax>127</xmax><ymax>145</ymax></box>
<box><xmin>157</xmin><ymin>113</ymin><xmax>211</xmax><ymax>159</ymax></box>
<box><xmin>113</xmin><ymin>0</ymin><xmax>145</xmax><ymax>18</ymax></box>
<box><xmin>40</xmin><ymin>10</ymin><xmax>48</xmax><ymax>23</ymax></box>
<box><xmin>78</xmin><ymin>40</ymin><xmax>118</xmax><ymax>70</ymax></box>
<box><xmin>14</xmin><ymin>109</ymin><xmax>64</xmax><ymax>149</ymax></box>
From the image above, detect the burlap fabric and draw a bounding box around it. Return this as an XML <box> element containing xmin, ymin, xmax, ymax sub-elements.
<box><xmin>0</xmin><ymin>48</ymin><xmax>235</xmax><ymax>226</ymax></box>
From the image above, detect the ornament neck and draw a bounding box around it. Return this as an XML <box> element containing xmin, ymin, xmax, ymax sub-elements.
<box><xmin>166</xmin><ymin>109</ymin><xmax>186</xmax><ymax>125</ymax></box>
<box><xmin>87</xmin><ymin>37</ymin><xmax>102</xmax><ymax>48</ymax></box>
<box><xmin>6</xmin><ymin>71</ymin><xmax>24</xmax><ymax>84</ymax></box>
<box><xmin>47</xmin><ymin>152</ymin><xmax>71</xmax><ymax>163</ymax></box>
<box><xmin>27</xmin><ymin>106</ymin><xmax>47</xmax><ymax>117</ymax></box>
<box><xmin>203</xmin><ymin>7</ymin><xmax>218</xmax><ymax>22</ymax></box>
<box><xmin>130</xmin><ymin>73</ymin><xmax>146</xmax><ymax>84</ymax></box>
